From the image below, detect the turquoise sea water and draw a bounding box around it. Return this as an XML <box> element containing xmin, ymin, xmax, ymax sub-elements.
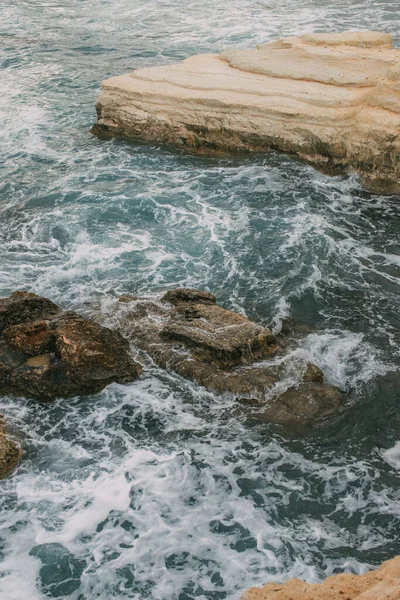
<box><xmin>2</xmin><ymin>1</ymin><xmax>400</xmax><ymax>598</ymax></box>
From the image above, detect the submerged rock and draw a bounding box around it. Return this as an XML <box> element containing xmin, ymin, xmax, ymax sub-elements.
<box><xmin>93</xmin><ymin>31</ymin><xmax>400</xmax><ymax>194</ymax></box>
<box><xmin>0</xmin><ymin>291</ymin><xmax>142</xmax><ymax>400</ymax></box>
<box><xmin>115</xmin><ymin>288</ymin><xmax>342</xmax><ymax>425</ymax></box>
<box><xmin>241</xmin><ymin>554</ymin><xmax>400</xmax><ymax>599</ymax></box>
<box><xmin>0</xmin><ymin>413</ymin><xmax>22</xmax><ymax>479</ymax></box>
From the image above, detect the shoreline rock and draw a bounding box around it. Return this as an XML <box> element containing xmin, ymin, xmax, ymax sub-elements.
<box><xmin>114</xmin><ymin>288</ymin><xmax>343</xmax><ymax>426</ymax></box>
<box><xmin>0</xmin><ymin>291</ymin><xmax>142</xmax><ymax>400</ymax></box>
<box><xmin>0</xmin><ymin>413</ymin><xmax>22</xmax><ymax>479</ymax></box>
<box><xmin>93</xmin><ymin>31</ymin><xmax>400</xmax><ymax>195</ymax></box>
<box><xmin>241</xmin><ymin>554</ymin><xmax>400</xmax><ymax>599</ymax></box>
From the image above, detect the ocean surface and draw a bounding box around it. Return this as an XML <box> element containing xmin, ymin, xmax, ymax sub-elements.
<box><xmin>2</xmin><ymin>1</ymin><xmax>400</xmax><ymax>599</ymax></box>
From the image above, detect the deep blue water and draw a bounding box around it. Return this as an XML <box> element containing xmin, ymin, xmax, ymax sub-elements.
<box><xmin>1</xmin><ymin>1</ymin><xmax>400</xmax><ymax>599</ymax></box>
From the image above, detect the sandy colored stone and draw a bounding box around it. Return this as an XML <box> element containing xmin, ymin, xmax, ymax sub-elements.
<box><xmin>25</xmin><ymin>353</ymin><xmax>51</xmax><ymax>368</ymax></box>
<box><xmin>93</xmin><ymin>31</ymin><xmax>400</xmax><ymax>194</ymax></box>
<box><xmin>241</xmin><ymin>554</ymin><xmax>400</xmax><ymax>600</ymax></box>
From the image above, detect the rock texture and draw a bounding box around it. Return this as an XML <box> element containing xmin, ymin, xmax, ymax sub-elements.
<box><xmin>0</xmin><ymin>414</ymin><xmax>22</xmax><ymax>479</ymax></box>
<box><xmin>93</xmin><ymin>31</ymin><xmax>400</xmax><ymax>194</ymax></box>
<box><xmin>115</xmin><ymin>288</ymin><xmax>342</xmax><ymax>425</ymax></box>
<box><xmin>241</xmin><ymin>554</ymin><xmax>400</xmax><ymax>599</ymax></box>
<box><xmin>0</xmin><ymin>291</ymin><xmax>142</xmax><ymax>400</ymax></box>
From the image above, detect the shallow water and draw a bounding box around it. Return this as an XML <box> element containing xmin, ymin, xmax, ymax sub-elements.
<box><xmin>2</xmin><ymin>1</ymin><xmax>400</xmax><ymax>599</ymax></box>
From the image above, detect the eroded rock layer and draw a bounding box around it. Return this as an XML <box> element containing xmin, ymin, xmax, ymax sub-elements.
<box><xmin>93</xmin><ymin>31</ymin><xmax>400</xmax><ymax>194</ymax></box>
<box><xmin>241</xmin><ymin>554</ymin><xmax>400</xmax><ymax>599</ymax></box>
<box><xmin>115</xmin><ymin>288</ymin><xmax>343</xmax><ymax>426</ymax></box>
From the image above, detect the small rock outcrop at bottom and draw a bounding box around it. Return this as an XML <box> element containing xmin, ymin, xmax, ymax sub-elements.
<box><xmin>93</xmin><ymin>31</ymin><xmax>400</xmax><ymax>195</ymax></box>
<box><xmin>115</xmin><ymin>288</ymin><xmax>342</xmax><ymax>426</ymax></box>
<box><xmin>0</xmin><ymin>414</ymin><xmax>22</xmax><ymax>479</ymax></box>
<box><xmin>0</xmin><ymin>291</ymin><xmax>142</xmax><ymax>400</ymax></box>
<box><xmin>241</xmin><ymin>554</ymin><xmax>400</xmax><ymax>599</ymax></box>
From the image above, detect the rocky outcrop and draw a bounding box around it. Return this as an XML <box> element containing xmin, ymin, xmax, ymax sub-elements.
<box><xmin>93</xmin><ymin>31</ymin><xmax>400</xmax><ymax>194</ymax></box>
<box><xmin>0</xmin><ymin>291</ymin><xmax>142</xmax><ymax>400</ymax></box>
<box><xmin>115</xmin><ymin>289</ymin><xmax>342</xmax><ymax>425</ymax></box>
<box><xmin>0</xmin><ymin>414</ymin><xmax>22</xmax><ymax>479</ymax></box>
<box><xmin>241</xmin><ymin>554</ymin><xmax>400</xmax><ymax>599</ymax></box>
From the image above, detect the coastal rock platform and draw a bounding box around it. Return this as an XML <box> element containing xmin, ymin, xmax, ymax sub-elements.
<box><xmin>93</xmin><ymin>31</ymin><xmax>400</xmax><ymax>194</ymax></box>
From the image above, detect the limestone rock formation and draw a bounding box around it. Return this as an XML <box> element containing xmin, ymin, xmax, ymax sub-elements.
<box><xmin>241</xmin><ymin>554</ymin><xmax>400</xmax><ymax>599</ymax></box>
<box><xmin>0</xmin><ymin>414</ymin><xmax>22</xmax><ymax>479</ymax></box>
<box><xmin>92</xmin><ymin>31</ymin><xmax>400</xmax><ymax>194</ymax></box>
<box><xmin>0</xmin><ymin>291</ymin><xmax>142</xmax><ymax>400</ymax></box>
<box><xmin>115</xmin><ymin>288</ymin><xmax>342</xmax><ymax>425</ymax></box>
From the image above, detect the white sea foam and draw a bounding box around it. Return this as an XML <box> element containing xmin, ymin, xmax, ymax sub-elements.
<box><xmin>382</xmin><ymin>442</ymin><xmax>400</xmax><ymax>470</ymax></box>
<box><xmin>2</xmin><ymin>1</ymin><xmax>400</xmax><ymax>598</ymax></box>
<box><xmin>297</xmin><ymin>330</ymin><xmax>391</xmax><ymax>390</ymax></box>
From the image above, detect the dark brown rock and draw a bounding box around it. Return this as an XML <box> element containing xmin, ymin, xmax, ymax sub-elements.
<box><xmin>119</xmin><ymin>294</ymin><xmax>139</xmax><ymax>303</ymax></box>
<box><xmin>161</xmin><ymin>302</ymin><xmax>279</xmax><ymax>366</ymax></box>
<box><xmin>4</xmin><ymin>320</ymin><xmax>54</xmax><ymax>355</ymax></box>
<box><xmin>162</xmin><ymin>288</ymin><xmax>216</xmax><ymax>306</ymax></box>
<box><xmin>0</xmin><ymin>414</ymin><xmax>22</xmax><ymax>479</ymax></box>
<box><xmin>115</xmin><ymin>289</ymin><xmax>343</xmax><ymax>426</ymax></box>
<box><xmin>251</xmin><ymin>383</ymin><xmax>343</xmax><ymax>425</ymax></box>
<box><xmin>0</xmin><ymin>292</ymin><xmax>142</xmax><ymax>400</ymax></box>
<box><xmin>0</xmin><ymin>291</ymin><xmax>59</xmax><ymax>333</ymax></box>
<box><xmin>303</xmin><ymin>362</ymin><xmax>324</xmax><ymax>383</ymax></box>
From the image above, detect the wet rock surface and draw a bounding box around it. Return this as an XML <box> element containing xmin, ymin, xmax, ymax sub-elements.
<box><xmin>115</xmin><ymin>288</ymin><xmax>343</xmax><ymax>425</ymax></box>
<box><xmin>0</xmin><ymin>291</ymin><xmax>142</xmax><ymax>400</ymax></box>
<box><xmin>0</xmin><ymin>413</ymin><xmax>22</xmax><ymax>479</ymax></box>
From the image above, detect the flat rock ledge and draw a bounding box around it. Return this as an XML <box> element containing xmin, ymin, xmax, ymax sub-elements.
<box><xmin>116</xmin><ymin>288</ymin><xmax>342</xmax><ymax>426</ymax></box>
<box><xmin>0</xmin><ymin>291</ymin><xmax>142</xmax><ymax>400</ymax></box>
<box><xmin>93</xmin><ymin>31</ymin><xmax>400</xmax><ymax>194</ymax></box>
<box><xmin>241</xmin><ymin>554</ymin><xmax>400</xmax><ymax>599</ymax></box>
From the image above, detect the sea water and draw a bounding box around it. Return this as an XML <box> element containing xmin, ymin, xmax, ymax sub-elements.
<box><xmin>1</xmin><ymin>1</ymin><xmax>400</xmax><ymax>598</ymax></box>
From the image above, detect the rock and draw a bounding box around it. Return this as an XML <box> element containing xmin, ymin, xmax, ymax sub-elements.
<box><xmin>0</xmin><ymin>291</ymin><xmax>142</xmax><ymax>400</ymax></box>
<box><xmin>161</xmin><ymin>302</ymin><xmax>279</xmax><ymax>366</ymax></box>
<box><xmin>162</xmin><ymin>288</ymin><xmax>216</xmax><ymax>306</ymax></box>
<box><xmin>4</xmin><ymin>319</ymin><xmax>54</xmax><ymax>355</ymax></box>
<box><xmin>303</xmin><ymin>363</ymin><xmax>324</xmax><ymax>383</ymax></box>
<box><xmin>118</xmin><ymin>294</ymin><xmax>139</xmax><ymax>303</ymax></box>
<box><xmin>115</xmin><ymin>288</ymin><xmax>342</xmax><ymax>425</ymax></box>
<box><xmin>0</xmin><ymin>291</ymin><xmax>59</xmax><ymax>332</ymax></box>
<box><xmin>0</xmin><ymin>414</ymin><xmax>22</xmax><ymax>479</ymax></box>
<box><xmin>92</xmin><ymin>31</ymin><xmax>400</xmax><ymax>194</ymax></box>
<box><xmin>241</xmin><ymin>554</ymin><xmax>400</xmax><ymax>599</ymax></box>
<box><xmin>251</xmin><ymin>383</ymin><xmax>343</xmax><ymax>424</ymax></box>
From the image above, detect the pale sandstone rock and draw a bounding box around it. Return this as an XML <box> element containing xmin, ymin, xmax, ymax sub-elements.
<box><xmin>93</xmin><ymin>31</ymin><xmax>400</xmax><ymax>194</ymax></box>
<box><xmin>241</xmin><ymin>554</ymin><xmax>400</xmax><ymax>599</ymax></box>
